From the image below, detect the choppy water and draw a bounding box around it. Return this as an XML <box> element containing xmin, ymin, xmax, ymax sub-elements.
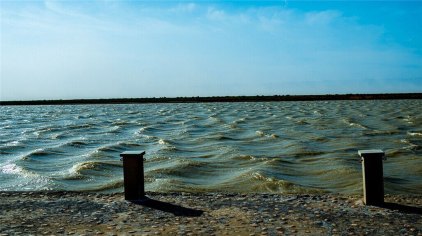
<box><xmin>1</xmin><ymin>100</ymin><xmax>421</xmax><ymax>194</ymax></box>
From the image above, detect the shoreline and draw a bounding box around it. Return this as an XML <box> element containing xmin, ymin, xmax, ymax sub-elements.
<box><xmin>1</xmin><ymin>191</ymin><xmax>421</xmax><ymax>235</ymax></box>
<box><xmin>1</xmin><ymin>93</ymin><xmax>421</xmax><ymax>106</ymax></box>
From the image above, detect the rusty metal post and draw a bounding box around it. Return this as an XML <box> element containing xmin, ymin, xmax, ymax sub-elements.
<box><xmin>120</xmin><ymin>151</ymin><xmax>146</xmax><ymax>200</ymax></box>
<box><xmin>358</xmin><ymin>150</ymin><xmax>386</xmax><ymax>206</ymax></box>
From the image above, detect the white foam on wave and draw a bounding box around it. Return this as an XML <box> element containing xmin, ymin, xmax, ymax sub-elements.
<box><xmin>270</xmin><ymin>134</ymin><xmax>279</xmax><ymax>138</ymax></box>
<box><xmin>256</xmin><ymin>131</ymin><xmax>265</xmax><ymax>137</ymax></box>
<box><xmin>67</xmin><ymin>162</ymin><xmax>94</xmax><ymax>178</ymax></box>
<box><xmin>403</xmin><ymin>116</ymin><xmax>414</xmax><ymax>124</ymax></box>
<box><xmin>0</xmin><ymin>161</ymin><xmax>52</xmax><ymax>191</ymax></box>
<box><xmin>313</xmin><ymin>110</ymin><xmax>322</xmax><ymax>115</ymax></box>
<box><xmin>255</xmin><ymin>131</ymin><xmax>278</xmax><ymax>139</ymax></box>
<box><xmin>20</xmin><ymin>148</ymin><xmax>46</xmax><ymax>160</ymax></box>
<box><xmin>0</xmin><ymin>161</ymin><xmax>39</xmax><ymax>179</ymax></box>
<box><xmin>408</xmin><ymin>132</ymin><xmax>422</xmax><ymax>136</ymax></box>
<box><xmin>400</xmin><ymin>139</ymin><xmax>419</xmax><ymax>150</ymax></box>
<box><xmin>5</xmin><ymin>140</ymin><xmax>21</xmax><ymax>147</ymax></box>
<box><xmin>110</xmin><ymin>125</ymin><xmax>120</xmax><ymax>132</ymax></box>
<box><xmin>146</xmin><ymin>178</ymin><xmax>176</xmax><ymax>192</ymax></box>
<box><xmin>342</xmin><ymin>118</ymin><xmax>367</xmax><ymax>129</ymax></box>
<box><xmin>65</xmin><ymin>160</ymin><xmax>122</xmax><ymax>181</ymax></box>
<box><xmin>1</xmin><ymin>163</ymin><xmax>23</xmax><ymax>175</ymax></box>
<box><xmin>352</xmin><ymin>123</ymin><xmax>367</xmax><ymax>129</ymax></box>
<box><xmin>158</xmin><ymin>139</ymin><xmax>168</xmax><ymax>145</ymax></box>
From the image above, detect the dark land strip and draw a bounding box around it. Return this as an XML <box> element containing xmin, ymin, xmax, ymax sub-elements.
<box><xmin>1</xmin><ymin>93</ymin><xmax>422</xmax><ymax>106</ymax></box>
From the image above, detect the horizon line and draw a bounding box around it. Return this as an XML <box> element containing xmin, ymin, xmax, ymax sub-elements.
<box><xmin>1</xmin><ymin>93</ymin><xmax>421</xmax><ymax>106</ymax></box>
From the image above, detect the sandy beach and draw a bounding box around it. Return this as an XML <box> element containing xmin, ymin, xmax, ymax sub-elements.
<box><xmin>0</xmin><ymin>191</ymin><xmax>421</xmax><ymax>235</ymax></box>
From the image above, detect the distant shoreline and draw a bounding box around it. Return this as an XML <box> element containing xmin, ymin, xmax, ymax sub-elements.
<box><xmin>1</xmin><ymin>93</ymin><xmax>421</xmax><ymax>106</ymax></box>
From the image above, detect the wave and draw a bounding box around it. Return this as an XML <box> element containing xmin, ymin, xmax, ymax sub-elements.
<box><xmin>147</xmin><ymin>159</ymin><xmax>208</xmax><ymax>177</ymax></box>
<box><xmin>36</xmin><ymin>126</ymin><xmax>61</xmax><ymax>134</ymax></box>
<box><xmin>408</xmin><ymin>131</ymin><xmax>422</xmax><ymax>137</ymax></box>
<box><xmin>363</xmin><ymin>130</ymin><xmax>401</xmax><ymax>136</ymax></box>
<box><xmin>158</xmin><ymin>138</ymin><xmax>169</xmax><ymax>145</ymax></box>
<box><xmin>68</xmin><ymin>123</ymin><xmax>95</xmax><ymax>130</ymax></box>
<box><xmin>400</xmin><ymin>139</ymin><xmax>421</xmax><ymax>151</ymax></box>
<box><xmin>384</xmin><ymin>176</ymin><xmax>409</xmax><ymax>185</ymax></box>
<box><xmin>295</xmin><ymin>120</ymin><xmax>310</xmax><ymax>125</ymax></box>
<box><xmin>0</xmin><ymin>162</ymin><xmax>51</xmax><ymax>191</ymax></box>
<box><xmin>83</xmin><ymin>180</ymin><xmax>124</xmax><ymax>192</ymax></box>
<box><xmin>231</xmin><ymin>155</ymin><xmax>257</xmax><ymax>161</ymax></box>
<box><xmin>342</xmin><ymin>118</ymin><xmax>368</xmax><ymax>129</ymax></box>
<box><xmin>68</xmin><ymin>140</ymin><xmax>89</xmax><ymax>147</ymax></box>
<box><xmin>156</xmin><ymin>138</ymin><xmax>179</xmax><ymax>151</ymax></box>
<box><xmin>1</xmin><ymin>163</ymin><xmax>26</xmax><ymax>175</ymax></box>
<box><xmin>144</xmin><ymin>158</ymin><xmax>327</xmax><ymax>194</ymax></box>
<box><xmin>250</xmin><ymin>172</ymin><xmax>309</xmax><ymax>193</ymax></box>
<box><xmin>387</xmin><ymin>149</ymin><xmax>409</xmax><ymax>158</ymax></box>
<box><xmin>51</xmin><ymin>132</ymin><xmax>67</xmax><ymax>139</ymax></box>
<box><xmin>20</xmin><ymin>148</ymin><xmax>62</xmax><ymax>160</ymax></box>
<box><xmin>139</xmin><ymin>126</ymin><xmax>167</xmax><ymax>134</ymax></box>
<box><xmin>216</xmin><ymin>135</ymin><xmax>239</xmax><ymax>141</ymax></box>
<box><xmin>0</xmin><ymin>140</ymin><xmax>26</xmax><ymax>154</ymax></box>
<box><xmin>206</xmin><ymin>116</ymin><xmax>224</xmax><ymax>125</ymax></box>
<box><xmin>111</xmin><ymin>119</ymin><xmax>130</xmax><ymax>126</ymax></box>
<box><xmin>255</xmin><ymin>131</ymin><xmax>278</xmax><ymax>138</ymax></box>
<box><xmin>211</xmin><ymin>170</ymin><xmax>325</xmax><ymax>194</ymax></box>
<box><xmin>232</xmin><ymin>117</ymin><xmax>246</xmax><ymax>124</ymax></box>
<box><xmin>65</xmin><ymin>161</ymin><xmax>122</xmax><ymax>180</ymax></box>
<box><xmin>108</xmin><ymin>125</ymin><xmax>122</xmax><ymax>133</ymax></box>
<box><xmin>96</xmin><ymin>141</ymin><xmax>142</xmax><ymax>153</ymax></box>
<box><xmin>293</xmin><ymin>150</ymin><xmax>328</xmax><ymax>158</ymax></box>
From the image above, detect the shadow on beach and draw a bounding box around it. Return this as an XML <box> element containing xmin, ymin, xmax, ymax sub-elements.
<box><xmin>130</xmin><ymin>197</ymin><xmax>204</xmax><ymax>217</ymax></box>
<box><xmin>381</xmin><ymin>202</ymin><xmax>422</xmax><ymax>215</ymax></box>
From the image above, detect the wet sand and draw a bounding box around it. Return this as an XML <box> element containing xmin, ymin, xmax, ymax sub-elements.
<box><xmin>1</xmin><ymin>192</ymin><xmax>421</xmax><ymax>235</ymax></box>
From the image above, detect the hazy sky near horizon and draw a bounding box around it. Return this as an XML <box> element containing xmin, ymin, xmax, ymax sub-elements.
<box><xmin>1</xmin><ymin>1</ymin><xmax>422</xmax><ymax>100</ymax></box>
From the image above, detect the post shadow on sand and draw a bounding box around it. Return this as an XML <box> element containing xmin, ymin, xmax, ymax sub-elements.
<box><xmin>130</xmin><ymin>197</ymin><xmax>204</xmax><ymax>217</ymax></box>
<box><xmin>379</xmin><ymin>202</ymin><xmax>422</xmax><ymax>215</ymax></box>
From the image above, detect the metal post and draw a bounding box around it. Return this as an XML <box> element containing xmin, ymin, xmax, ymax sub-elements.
<box><xmin>120</xmin><ymin>151</ymin><xmax>146</xmax><ymax>200</ymax></box>
<box><xmin>358</xmin><ymin>150</ymin><xmax>385</xmax><ymax>206</ymax></box>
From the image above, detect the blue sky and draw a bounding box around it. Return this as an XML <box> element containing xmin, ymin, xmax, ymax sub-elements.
<box><xmin>1</xmin><ymin>1</ymin><xmax>421</xmax><ymax>100</ymax></box>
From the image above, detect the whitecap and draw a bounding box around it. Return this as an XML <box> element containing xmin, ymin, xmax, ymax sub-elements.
<box><xmin>408</xmin><ymin>132</ymin><xmax>422</xmax><ymax>137</ymax></box>
<box><xmin>313</xmin><ymin>110</ymin><xmax>322</xmax><ymax>115</ymax></box>
<box><xmin>0</xmin><ymin>162</ymin><xmax>50</xmax><ymax>188</ymax></box>
<box><xmin>20</xmin><ymin>148</ymin><xmax>48</xmax><ymax>160</ymax></box>
<box><xmin>256</xmin><ymin>131</ymin><xmax>265</xmax><ymax>137</ymax></box>
<box><xmin>67</xmin><ymin>162</ymin><xmax>93</xmax><ymax>178</ymax></box>
<box><xmin>1</xmin><ymin>163</ymin><xmax>23</xmax><ymax>175</ymax></box>
<box><xmin>5</xmin><ymin>140</ymin><xmax>21</xmax><ymax>147</ymax></box>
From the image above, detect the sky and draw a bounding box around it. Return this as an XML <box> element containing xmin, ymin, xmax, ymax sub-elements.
<box><xmin>1</xmin><ymin>0</ymin><xmax>422</xmax><ymax>101</ymax></box>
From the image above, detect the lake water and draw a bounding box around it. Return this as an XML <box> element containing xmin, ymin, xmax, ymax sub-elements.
<box><xmin>1</xmin><ymin>100</ymin><xmax>421</xmax><ymax>194</ymax></box>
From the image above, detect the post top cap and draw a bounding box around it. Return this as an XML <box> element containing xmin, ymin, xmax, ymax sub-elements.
<box><xmin>120</xmin><ymin>151</ymin><xmax>146</xmax><ymax>156</ymax></box>
<box><xmin>358</xmin><ymin>149</ymin><xmax>384</xmax><ymax>157</ymax></box>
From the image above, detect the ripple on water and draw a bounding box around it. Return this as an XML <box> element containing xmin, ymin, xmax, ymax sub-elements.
<box><xmin>65</xmin><ymin>161</ymin><xmax>121</xmax><ymax>179</ymax></box>
<box><xmin>1</xmin><ymin>100</ymin><xmax>422</xmax><ymax>194</ymax></box>
<box><xmin>20</xmin><ymin>148</ymin><xmax>62</xmax><ymax>160</ymax></box>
